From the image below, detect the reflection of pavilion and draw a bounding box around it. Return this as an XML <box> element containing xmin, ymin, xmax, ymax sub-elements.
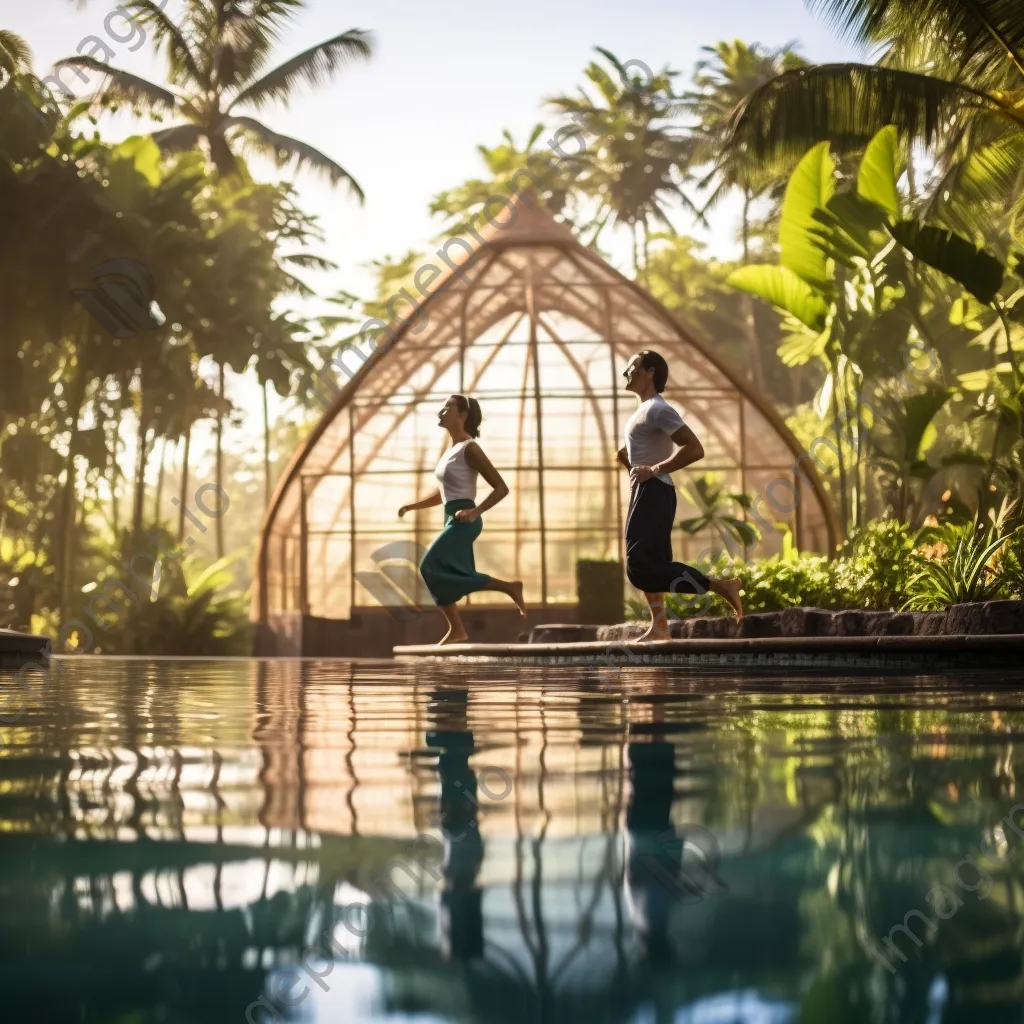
<box><xmin>254</xmin><ymin>195</ymin><xmax>837</xmax><ymax>655</ymax></box>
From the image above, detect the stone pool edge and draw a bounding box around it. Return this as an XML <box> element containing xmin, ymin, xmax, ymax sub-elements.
<box><xmin>393</xmin><ymin>634</ymin><xmax>1024</xmax><ymax>672</ymax></box>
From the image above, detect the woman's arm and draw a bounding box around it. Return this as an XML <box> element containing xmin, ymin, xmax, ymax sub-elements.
<box><xmin>398</xmin><ymin>491</ymin><xmax>442</xmax><ymax>517</ymax></box>
<box><xmin>457</xmin><ymin>443</ymin><xmax>509</xmax><ymax>521</ymax></box>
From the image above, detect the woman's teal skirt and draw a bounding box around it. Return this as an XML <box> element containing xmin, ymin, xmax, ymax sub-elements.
<box><xmin>419</xmin><ymin>499</ymin><xmax>492</xmax><ymax>606</ymax></box>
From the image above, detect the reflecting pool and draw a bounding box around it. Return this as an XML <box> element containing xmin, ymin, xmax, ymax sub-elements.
<box><xmin>3</xmin><ymin>658</ymin><xmax>1024</xmax><ymax>1023</ymax></box>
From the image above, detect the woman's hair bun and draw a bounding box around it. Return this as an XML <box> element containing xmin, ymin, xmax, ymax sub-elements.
<box><xmin>455</xmin><ymin>394</ymin><xmax>483</xmax><ymax>438</ymax></box>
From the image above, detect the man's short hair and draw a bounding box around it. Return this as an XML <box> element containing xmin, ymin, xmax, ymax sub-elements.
<box><xmin>639</xmin><ymin>350</ymin><xmax>669</xmax><ymax>392</ymax></box>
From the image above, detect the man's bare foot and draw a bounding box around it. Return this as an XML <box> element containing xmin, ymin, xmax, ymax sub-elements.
<box><xmin>508</xmin><ymin>581</ymin><xmax>526</xmax><ymax>616</ymax></box>
<box><xmin>438</xmin><ymin>630</ymin><xmax>469</xmax><ymax>646</ymax></box>
<box><xmin>636</xmin><ymin>625</ymin><xmax>672</xmax><ymax>643</ymax></box>
<box><xmin>712</xmin><ymin>577</ymin><xmax>744</xmax><ymax>620</ymax></box>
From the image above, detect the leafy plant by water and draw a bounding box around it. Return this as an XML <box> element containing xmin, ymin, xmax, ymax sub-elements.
<box><xmin>679</xmin><ymin>474</ymin><xmax>760</xmax><ymax>555</ymax></box>
<box><xmin>903</xmin><ymin>502</ymin><xmax>1019</xmax><ymax>611</ymax></box>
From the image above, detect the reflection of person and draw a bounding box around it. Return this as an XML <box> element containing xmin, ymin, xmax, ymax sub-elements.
<box><xmin>625</xmin><ymin>740</ymin><xmax>679</xmax><ymax>965</ymax></box>
<box><xmin>426</xmin><ymin>689</ymin><xmax>485</xmax><ymax>961</ymax></box>
<box><xmin>618</xmin><ymin>351</ymin><xmax>744</xmax><ymax>641</ymax></box>
<box><xmin>398</xmin><ymin>394</ymin><xmax>526</xmax><ymax>645</ymax></box>
<box><xmin>624</xmin><ymin>740</ymin><xmax>725</xmax><ymax>966</ymax></box>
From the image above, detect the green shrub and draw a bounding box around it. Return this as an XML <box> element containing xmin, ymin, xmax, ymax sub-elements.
<box><xmin>731</xmin><ymin>553</ymin><xmax>838</xmax><ymax>613</ymax></box>
<box><xmin>87</xmin><ymin>541</ymin><xmax>251</xmax><ymax>655</ymax></box>
<box><xmin>833</xmin><ymin>520</ymin><xmax>921</xmax><ymax>610</ymax></box>
<box><xmin>635</xmin><ymin>511</ymin><xmax>1023</xmax><ymax>625</ymax></box>
<box><xmin>660</xmin><ymin>534</ymin><xmax>840</xmax><ymax>619</ymax></box>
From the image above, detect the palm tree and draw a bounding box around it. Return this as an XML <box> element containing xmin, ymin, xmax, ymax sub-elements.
<box><xmin>547</xmin><ymin>48</ymin><xmax>699</xmax><ymax>274</ymax></box>
<box><xmin>684</xmin><ymin>40</ymin><xmax>808</xmax><ymax>260</ymax></box>
<box><xmin>430</xmin><ymin>125</ymin><xmax>575</xmax><ymax>237</ymax></box>
<box><xmin>683</xmin><ymin>40</ymin><xmax>808</xmax><ymax>389</ymax></box>
<box><xmin>55</xmin><ymin>0</ymin><xmax>373</xmax><ymax>190</ymax></box>
<box><xmin>725</xmin><ymin>0</ymin><xmax>1024</xmax><ymax>231</ymax></box>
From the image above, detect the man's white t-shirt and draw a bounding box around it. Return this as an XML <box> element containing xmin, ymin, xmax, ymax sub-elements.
<box><xmin>625</xmin><ymin>394</ymin><xmax>685</xmax><ymax>486</ymax></box>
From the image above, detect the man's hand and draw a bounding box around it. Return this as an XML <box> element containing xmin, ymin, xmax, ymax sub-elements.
<box><xmin>630</xmin><ymin>465</ymin><xmax>658</xmax><ymax>484</ymax></box>
<box><xmin>616</xmin><ymin>446</ymin><xmax>630</xmax><ymax>470</ymax></box>
<box><xmin>454</xmin><ymin>508</ymin><xmax>479</xmax><ymax>524</ymax></box>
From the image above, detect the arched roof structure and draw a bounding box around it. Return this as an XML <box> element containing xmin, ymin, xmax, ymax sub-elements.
<box><xmin>256</xmin><ymin>194</ymin><xmax>837</xmax><ymax>626</ymax></box>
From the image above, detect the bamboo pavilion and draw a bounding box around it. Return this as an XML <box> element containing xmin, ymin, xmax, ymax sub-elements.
<box><xmin>254</xmin><ymin>194</ymin><xmax>837</xmax><ymax>655</ymax></box>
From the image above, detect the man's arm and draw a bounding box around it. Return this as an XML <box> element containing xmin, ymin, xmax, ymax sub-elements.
<box><xmin>630</xmin><ymin>424</ymin><xmax>705</xmax><ymax>483</ymax></box>
<box><xmin>616</xmin><ymin>446</ymin><xmax>631</xmax><ymax>470</ymax></box>
<box><xmin>653</xmin><ymin>424</ymin><xmax>705</xmax><ymax>475</ymax></box>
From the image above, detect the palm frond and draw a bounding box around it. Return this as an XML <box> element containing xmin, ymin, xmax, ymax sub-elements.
<box><xmin>727</xmin><ymin>62</ymin><xmax>1007</xmax><ymax>163</ymax></box>
<box><xmin>121</xmin><ymin>0</ymin><xmax>203</xmax><ymax>84</ymax></box>
<box><xmin>150</xmin><ymin>123</ymin><xmax>205</xmax><ymax>153</ymax></box>
<box><xmin>225</xmin><ymin>114</ymin><xmax>365</xmax><ymax>196</ymax></box>
<box><xmin>228</xmin><ymin>29</ymin><xmax>373</xmax><ymax>111</ymax></box>
<box><xmin>52</xmin><ymin>57</ymin><xmax>177</xmax><ymax>110</ymax></box>
<box><xmin>809</xmin><ymin>0</ymin><xmax>1024</xmax><ymax>73</ymax></box>
<box><xmin>0</xmin><ymin>30</ymin><xmax>32</xmax><ymax>72</ymax></box>
<box><xmin>282</xmin><ymin>253</ymin><xmax>339</xmax><ymax>271</ymax></box>
<box><xmin>281</xmin><ymin>271</ymin><xmax>316</xmax><ymax>298</ymax></box>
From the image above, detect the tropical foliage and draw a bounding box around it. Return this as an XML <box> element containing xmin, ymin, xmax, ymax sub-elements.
<box><xmin>903</xmin><ymin>500</ymin><xmax>1018</xmax><ymax>609</ymax></box>
<box><xmin>11</xmin><ymin>0</ymin><xmax>1024</xmax><ymax>647</ymax></box>
<box><xmin>679</xmin><ymin>473</ymin><xmax>761</xmax><ymax>554</ymax></box>
<box><xmin>0</xmin><ymin>42</ymin><xmax>330</xmax><ymax>647</ymax></box>
<box><xmin>726</xmin><ymin>0</ymin><xmax>1024</xmax><ymax>232</ymax></box>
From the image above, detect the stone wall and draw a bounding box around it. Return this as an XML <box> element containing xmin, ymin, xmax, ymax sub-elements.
<box><xmin>528</xmin><ymin>601</ymin><xmax>1024</xmax><ymax>644</ymax></box>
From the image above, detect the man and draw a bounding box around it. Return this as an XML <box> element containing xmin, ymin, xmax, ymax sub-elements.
<box><xmin>618</xmin><ymin>350</ymin><xmax>743</xmax><ymax>642</ymax></box>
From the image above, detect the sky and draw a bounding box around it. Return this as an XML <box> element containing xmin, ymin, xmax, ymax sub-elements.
<box><xmin>5</xmin><ymin>0</ymin><xmax>861</xmax><ymax>468</ymax></box>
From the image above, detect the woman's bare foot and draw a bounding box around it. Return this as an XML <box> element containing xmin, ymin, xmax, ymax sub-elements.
<box><xmin>438</xmin><ymin>629</ymin><xmax>469</xmax><ymax>646</ymax></box>
<box><xmin>486</xmin><ymin>578</ymin><xmax>527</xmax><ymax>616</ymax></box>
<box><xmin>508</xmin><ymin>580</ymin><xmax>526</xmax><ymax>616</ymax></box>
<box><xmin>711</xmin><ymin>577</ymin><xmax>744</xmax><ymax>620</ymax></box>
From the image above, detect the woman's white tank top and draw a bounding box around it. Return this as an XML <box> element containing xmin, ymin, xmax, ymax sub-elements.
<box><xmin>435</xmin><ymin>439</ymin><xmax>478</xmax><ymax>503</ymax></box>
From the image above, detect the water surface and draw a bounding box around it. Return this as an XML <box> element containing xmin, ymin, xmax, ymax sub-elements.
<box><xmin>3</xmin><ymin>658</ymin><xmax>1024</xmax><ymax>1023</ymax></box>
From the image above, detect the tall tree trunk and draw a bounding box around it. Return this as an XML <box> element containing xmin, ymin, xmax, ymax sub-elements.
<box><xmin>742</xmin><ymin>188</ymin><xmax>751</xmax><ymax>264</ymax></box>
<box><xmin>154</xmin><ymin>437</ymin><xmax>168</xmax><ymax>525</ymax></box>
<box><xmin>178</xmin><ymin>426</ymin><xmax>191</xmax><ymax>542</ymax></box>
<box><xmin>57</xmin><ymin>370</ymin><xmax>89</xmax><ymax>624</ymax></box>
<box><xmin>741</xmin><ymin>189</ymin><xmax>765</xmax><ymax>392</ymax></box>
<box><xmin>215</xmin><ymin>362</ymin><xmax>226</xmax><ymax>559</ymax></box>
<box><xmin>829</xmin><ymin>364</ymin><xmax>850</xmax><ymax>536</ymax></box>
<box><xmin>111</xmin><ymin>446</ymin><xmax>120</xmax><ymax>539</ymax></box>
<box><xmin>131</xmin><ymin>413</ymin><xmax>150</xmax><ymax>543</ymax></box>
<box><xmin>263</xmin><ymin>379</ymin><xmax>272</xmax><ymax>509</ymax></box>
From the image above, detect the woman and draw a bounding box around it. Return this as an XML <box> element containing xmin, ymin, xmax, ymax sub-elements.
<box><xmin>398</xmin><ymin>394</ymin><xmax>526</xmax><ymax>645</ymax></box>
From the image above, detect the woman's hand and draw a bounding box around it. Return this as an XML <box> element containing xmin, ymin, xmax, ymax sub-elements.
<box><xmin>630</xmin><ymin>465</ymin><xmax>657</xmax><ymax>484</ymax></box>
<box><xmin>454</xmin><ymin>508</ymin><xmax>479</xmax><ymax>524</ymax></box>
<box><xmin>398</xmin><ymin>505</ymin><xmax>410</xmax><ymax>518</ymax></box>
